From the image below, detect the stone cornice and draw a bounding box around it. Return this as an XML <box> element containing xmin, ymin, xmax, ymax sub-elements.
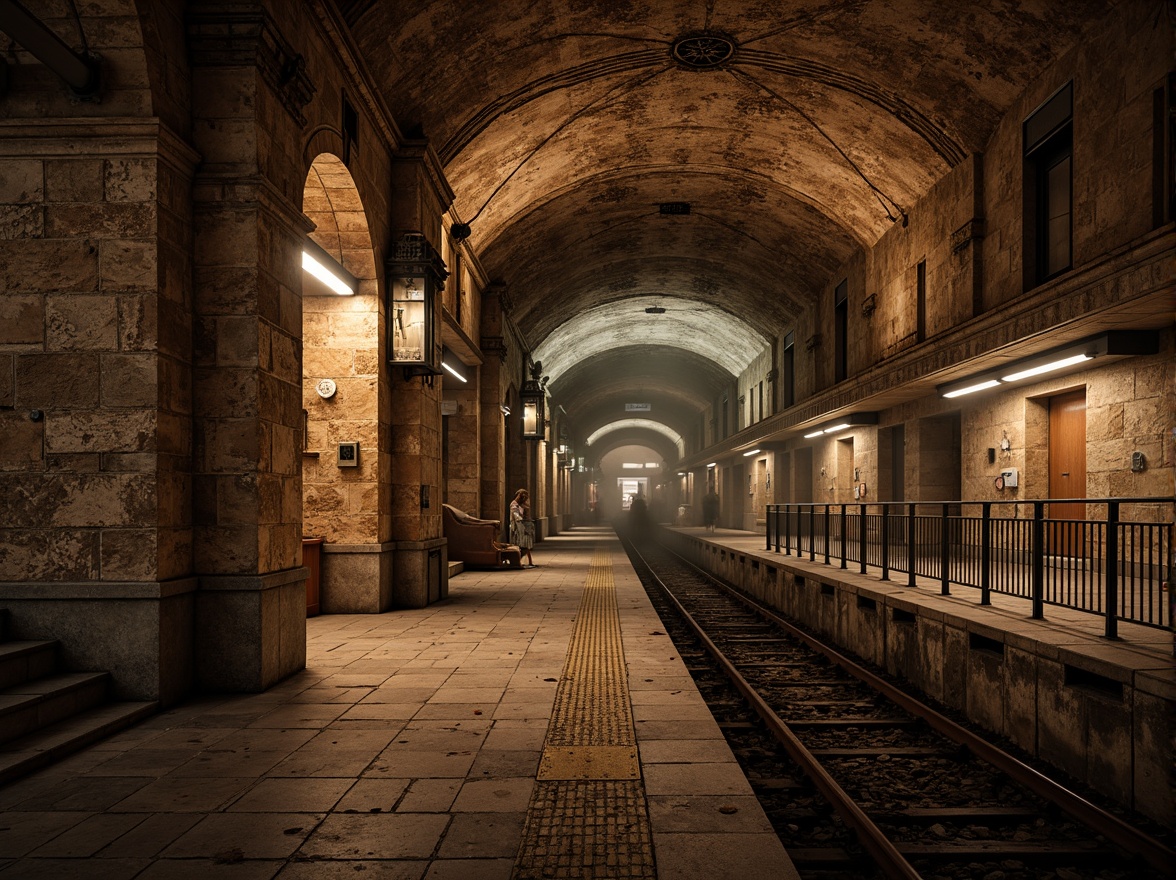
<box><xmin>0</xmin><ymin>119</ymin><xmax>200</xmax><ymax>173</ymax></box>
<box><xmin>684</xmin><ymin>226</ymin><xmax>1176</xmax><ymax>468</ymax></box>
<box><xmin>187</xmin><ymin>6</ymin><xmax>317</xmax><ymax>127</ymax></box>
<box><xmin>192</xmin><ymin>170</ymin><xmax>316</xmax><ymax>236</ymax></box>
<box><xmin>305</xmin><ymin>0</ymin><xmax>403</xmax><ymax>154</ymax></box>
<box><xmin>393</xmin><ymin>138</ymin><xmax>457</xmax><ymax>212</ymax></box>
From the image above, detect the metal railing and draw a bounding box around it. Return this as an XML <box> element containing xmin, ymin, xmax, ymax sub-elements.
<box><xmin>765</xmin><ymin>498</ymin><xmax>1173</xmax><ymax>638</ymax></box>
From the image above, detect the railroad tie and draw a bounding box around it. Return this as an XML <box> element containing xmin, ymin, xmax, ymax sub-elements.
<box><xmin>511</xmin><ymin>546</ymin><xmax>656</xmax><ymax>880</ymax></box>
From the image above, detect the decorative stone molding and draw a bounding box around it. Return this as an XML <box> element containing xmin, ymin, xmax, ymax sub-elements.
<box><xmin>480</xmin><ymin>335</ymin><xmax>508</xmax><ymax>360</ymax></box>
<box><xmin>187</xmin><ymin>7</ymin><xmax>317</xmax><ymax>126</ymax></box>
<box><xmin>951</xmin><ymin>217</ymin><xmax>986</xmax><ymax>253</ymax></box>
<box><xmin>805</xmin><ymin>333</ymin><xmax>821</xmax><ymax>352</ymax></box>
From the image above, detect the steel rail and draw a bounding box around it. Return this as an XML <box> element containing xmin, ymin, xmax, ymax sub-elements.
<box><xmin>666</xmin><ymin>542</ymin><xmax>1176</xmax><ymax>879</ymax></box>
<box><xmin>626</xmin><ymin>539</ymin><xmax>924</xmax><ymax>880</ymax></box>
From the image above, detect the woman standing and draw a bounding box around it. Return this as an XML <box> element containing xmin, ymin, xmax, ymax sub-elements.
<box><xmin>509</xmin><ymin>488</ymin><xmax>535</xmax><ymax>567</ymax></box>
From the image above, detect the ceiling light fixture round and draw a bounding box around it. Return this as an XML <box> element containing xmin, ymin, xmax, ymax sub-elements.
<box><xmin>671</xmin><ymin>34</ymin><xmax>737</xmax><ymax>69</ymax></box>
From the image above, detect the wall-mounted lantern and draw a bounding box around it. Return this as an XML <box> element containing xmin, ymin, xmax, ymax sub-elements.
<box><xmin>521</xmin><ymin>361</ymin><xmax>545</xmax><ymax>439</ymax></box>
<box><xmin>386</xmin><ymin>233</ymin><xmax>447</xmax><ymax>380</ymax></box>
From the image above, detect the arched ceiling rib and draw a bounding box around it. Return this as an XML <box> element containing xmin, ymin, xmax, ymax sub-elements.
<box><xmin>341</xmin><ymin>0</ymin><xmax>1116</xmax><ymax>444</ymax></box>
<box><xmin>586</xmin><ymin>420</ymin><xmax>685</xmax><ymax>457</ymax></box>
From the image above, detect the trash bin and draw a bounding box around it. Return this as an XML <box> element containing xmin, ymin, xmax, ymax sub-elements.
<box><xmin>303</xmin><ymin>537</ymin><xmax>324</xmax><ymax>617</ymax></box>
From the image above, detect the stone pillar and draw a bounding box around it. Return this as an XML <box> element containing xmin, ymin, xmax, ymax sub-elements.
<box><xmin>0</xmin><ymin>119</ymin><xmax>199</xmax><ymax>705</ymax></box>
<box><xmin>187</xmin><ymin>6</ymin><xmax>315</xmax><ymax>689</ymax></box>
<box><xmin>388</xmin><ymin>141</ymin><xmax>453</xmax><ymax>607</ymax></box>
<box><xmin>478</xmin><ymin>284</ymin><xmax>510</xmax><ymax>524</ymax></box>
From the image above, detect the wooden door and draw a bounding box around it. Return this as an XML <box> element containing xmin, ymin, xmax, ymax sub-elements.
<box><xmin>1048</xmin><ymin>389</ymin><xmax>1086</xmax><ymax>555</ymax></box>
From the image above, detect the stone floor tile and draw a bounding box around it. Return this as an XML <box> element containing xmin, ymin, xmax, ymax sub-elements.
<box><xmin>0</xmin><ymin>811</ymin><xmax>91</xmax><ymax>858</ymax></box>
<box><xmin>647</xmin><ymin>795</ymin><xmax>775</xmax><ymax>833</ymax></box>
<box><xmin>133</xmin><ymin>858</ymin><xmax>286</xmax><ymax>879</ymax></box>
<box><xmin>298</xmin><ymin>813</ymin><xmax>450</xmax><ymax>859</ymax></box>
<box><xmin>638</xmin><ymin>739</ymin><xmax>740</xmax><ymax>764</ymax></box>
<box><xmin>452</xmin><ymin>778</ymin><xmax>534</xmax><ymax>813</ymax></box>
<box><xmin>162</xmin><ymin>811</ymin><xmax>323</xmax><ymax>859</ymax></box>
<box><xmin>8</xmin><ymin>775</ymin><xmax>153</xmax><ymax>811</ymax></box>
<box><xmin>267</xmin><ymin>748</ymin><xmax>383</xmax><ymax>778</ymax></box>
<box><xmin>388</xmin><ymin>722</ymin><xmax>492</xmax><ymax>751</ymax></box>
<box><xmin>652</xmin><ymin>832</ymin><xmax>801</xmax><ymax>880</ymax></box>
<box><xmin>0</xmin><ymin>857</ymin><xmax>150</xmax><ymax>879</ymax></box>
<box><xmin>288</xmin><ymin>687</ymin><xmax>376</xmax><ymax>704</ymax></box>
<box><xmin>83</xmin><ymin>748</ymin><xmax>202</xmax><ymax>777</ymax></box>
<box><xmin>332</xmin><ymin>778</ymin><xmax>411</xmax><ymax>812</ymax></box>
<box><xmin>427</xmin><ymin>687</ymin><xmax>506</xmax><ymax>703</ymax></box>
<box><xmin>434</xmin><ymin>812</ymin><xmax>526</xmax><ymax>859</ymax></box>
<box><xmin>96</xmin><ymin>813</ymin><xmax>203</xmax><ymax>858</ymax></box>
<box><xmin>423</xmin><ymin>857</ymin><xmax>514</xmax><ymax>879</ymax></box>
<box><xmin>489</xmin><ymin>701</ymin><xmax>554</xmax><ymax>720</ymax></box>
<box><xmin>642</xmin><ymin>764</ymin><xmax>756</xmax><ymax>797</ymax></box>
<box><xmin>275</xmin><ymin>861</ymin><xmax>425</xmax><ymax>879</ymax></box>
<box><xmin>396</xmin><ymin>779</ymin><xmax>463</xmax><ymax>812</ymax></box>
<box><xmin>227</xmin><ymin>777</ymin><xmax>354</xmax><ymax>812</ymax></box>
<box><xmin>339</xmin><ymin>703</ymin><xmax>421</xmax><ymax>721</ymax></box>
<box><xmin>246</xmin><ymin>703</ymin><xmax>349</xmax><ymax>728</ymax></box>
<box><xmin>111</xmin><ymin>775</ymin><xmax>254</xmax><ymax>813</ymax></box>
<box><xmin>633</xmin><ymin>719</ymin><xmax>724</xmax><ymax>741</ymax></box>
<box><xmin>631</xmin><ymin>702</ymin><xmax>723</xmax><ymax>722</ymax></box>
<box><xmin>28</xmin><ymin>812</ymin><xmax>146</xmax><ymax>857</ymax></box>
<box><xmin>468</xmin><ymin>748</ymin><xmax>541</xmax><ymax>778</ymax></box>
<box><xmin>361</xmin><ymin>687</ymin><xmax>440</xmax><ymax>704</ymax></box>
<box><xmin>169</xmin><ymin>748</ymin><xmax>290</xmax><ymax>778</ymax></box>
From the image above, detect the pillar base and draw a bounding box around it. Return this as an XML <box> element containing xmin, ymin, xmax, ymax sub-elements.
<box><xmin>0</xmin><ymin>579</ymin><xmax>197</xmax><ymax>705</ymax></box>
<box><xmin>392</xmin><ymin>539</ymin><xmax>448</xmax><ymax>608</ymax></box>
<box><xmin>321</xmin><ymin>543</ymin><xmax>395</xmax><ymax>613</ymax></box>
<box><xmin>195</xmin><ymin>568</ymin><xmax>307</xmax><ymax>692</ymax></box>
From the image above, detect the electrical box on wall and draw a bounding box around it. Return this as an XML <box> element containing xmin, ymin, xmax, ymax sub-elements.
<box><xmin>999</xmin><ymin>467</ymin><xmax>1018</xmax><ymax>488</ymax></box>
<box><xmin>337</xmin><ymin>441</ymin><xmax>359</xmax><ymax>467</ymax></box>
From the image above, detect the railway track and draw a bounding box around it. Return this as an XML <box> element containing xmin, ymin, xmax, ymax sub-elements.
<box><xmin>621</xmin><ymin>533</ymin><xmax>1176</xmax><ymax>880</ymax></box>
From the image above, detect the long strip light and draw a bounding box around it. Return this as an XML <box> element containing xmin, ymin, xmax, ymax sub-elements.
<box><xmin>803</xmin><ymin>412</ymin><xmax>878</xmax><ymax>439</ymax></box>
<box><xmin>442</xmin><ymin>361</ymin><xmax>467</xmax><ymax>382</ymax></box>
<box><xmin>742</xmin><ymin>448</ymin><xmax>762</xmax><ymax>457</ymax></box>
<box><xmin>1001</xmin><ymin>353</ymin><xmax>1091</xmax><ymax>383</ymax></box>
<box><xmin>301</xmin><ymin>242</ymin><xmax>357</xmax><ymax>296</ymax></box>
<box><xmin>936</xmin><ymin>331</ymin><xmax>1158</xmax><ymax>399</ymax></box>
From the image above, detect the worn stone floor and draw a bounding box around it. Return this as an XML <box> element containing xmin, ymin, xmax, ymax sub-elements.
<box><xmin>0</xmin><ymin>527</ymin><xmax>797</xmax><ymax>880</ymax></box>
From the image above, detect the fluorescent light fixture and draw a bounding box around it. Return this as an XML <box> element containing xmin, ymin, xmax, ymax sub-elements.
<box><xmin>1001</xmin><ymin>353</ymin><xmax>1091</xmax><ymax>383</ymax></box>
<box><xmin>706</xmin><ymin>462</ymin><xmax>716</xmax><ymax>469</ymax></box>
<box><xmin>301</xmin><ymin>240</ymin><xmax>357</xmax><ymax>296</ymax></box>
<box><xmin>942</xmin><ymin>379</ymin><xmax>1001</xmax><ymax>399</ymax></box>
<box><xmin>440</xmin><ymin>347</ymin><xmax>468</xmax><ymax>383</ymax></box>
<box><xmin>622</xmin><ymin>462</ymin><xmax>643</xmax><ymax>469</ymax></box>
<box><xmin>802</xmin><ymin>412</ymin><xmax>878</xmax><ymax>439</ymax></box>
<box><xmin>742</xmin><ymin>448</ymin><xmax>761</xmax><ymax>457</ymax></box>
<box><xmin>645</xmin><ymin>462</ymin><xmax>659</xmax><ymax>468</ymax></box>
<box><xmin>936</xmin><ymin>331</ymin><xmax>1159</xmax><ymax>399</ymax></box>
<box><xmin>677</xmin><ymin>472</ymin><xmax>686</xmax><ymax>477</ymax></box>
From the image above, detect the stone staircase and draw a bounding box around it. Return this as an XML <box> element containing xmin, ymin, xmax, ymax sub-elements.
<box><xmin>0</xmin><ymin>633</ymin><xmax>156</xmax><ymax>784</ymax></box>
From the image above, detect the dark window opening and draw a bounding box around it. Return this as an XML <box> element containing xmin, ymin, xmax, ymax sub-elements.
<box><xmin>782</xmin><ymin>332</ymin><xmax>795</xmax><ymax>408</ymax></box>
<box><xmin>1024</xmin><ymin>83</ymin><xmax>1073</xmax><ymax>287</ymax></box>
<box><xmin>916</xmin><ymin>259</ymin><xmax>927</xmax><ymax>342</ymax></box>
<box><xmin>342</xmin><ymin>93</ymin><xmax>359</xmax><ymax>166</ymax></box>
<box><xmin>834</xmin><ymin>279</ymin><xmax>848</xmax><ymax>383</ymax></box>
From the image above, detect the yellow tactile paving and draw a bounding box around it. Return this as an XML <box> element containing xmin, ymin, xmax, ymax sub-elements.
<box><xmin>513</xmin><ymin>547</ymin><xmax>656</xmax><ymax>879</ymax></box>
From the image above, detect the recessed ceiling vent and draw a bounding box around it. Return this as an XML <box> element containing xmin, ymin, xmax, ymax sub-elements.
<box><xmin>644</xmin><ymin>306</ymin><xmax>666</xmax><ymax>314</ymax></box>
<box><xmin>671</xmin><ymin>34</ymin><xmax>736</xmax><ymax>70</ymax></box>
<box><xmin>658</xmin><ymin>202</ymin><xmax>691</xmax><ymax>215</ymax></box>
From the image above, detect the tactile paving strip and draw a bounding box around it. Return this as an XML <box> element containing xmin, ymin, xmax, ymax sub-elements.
<box><xmin>512</xmin><ymin>547</ymin><xmax>656</xmax><ymax>879</ymax></box>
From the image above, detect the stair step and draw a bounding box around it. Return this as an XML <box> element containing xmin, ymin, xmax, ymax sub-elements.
<box><xmin>0</xmin><ymin>672</ymin><xmax>111</xmax><ymax>744</ymax></box>
<box><xmin>0</xmin><ymin>700</ymin><xmax>157</xmax><ymax>785</ymax></box>
<box><xmin>0</xmin><ymin>640</ymin><xmax>58</xmax><ymax>690</ymax></box>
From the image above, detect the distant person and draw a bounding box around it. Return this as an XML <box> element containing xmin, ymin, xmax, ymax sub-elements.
<box><xmin>702</xmin><ymin>490</ymin><xmax>720</xmax><ymax>533</ymax></box>
<box><xmin>509</xmin><ymin>488</ymin><xmax>535</xmax><ymax>567</ymax></box>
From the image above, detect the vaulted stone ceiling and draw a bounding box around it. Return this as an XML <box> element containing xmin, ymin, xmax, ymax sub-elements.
<box><xmin>338</xmin><ymin>0</ymin><xmax>1113</xmax><ymax>455</ymax></box>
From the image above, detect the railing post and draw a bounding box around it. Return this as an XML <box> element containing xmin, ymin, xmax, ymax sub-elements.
<box><xmin>940</xmin><ymin>502</ymin><xmax>950</xmax><ymax>595</ymax></box>
<box><xmin>859</xmin><ymin>503</ymin><xmax>867</xmax><ymax>574</ymax></box>
<box><xmin>840</xmin><ymin>504</ymin><xmax>848</xmax><ymax>569</ymax></box>
<box><xmin>824</xmin><ymin>505</ymin><xmax>831</xmax><ymax>565</ymax></box>
<box><xmin>881</xmin><ymin>503</ymin><xmax>890</xmax><ymax>581</ymax></box>
<box><xmin>1032</xmin><ymin>501</ymin><xmax>1044</xmax><ymax>619</ymax></box>
<box><xmin>766</xmin><ymin>504</ymin><xmax>772</xmax><ymax>551</ymax></box>
<box><xmin>1105</xmin><ymin>500</ymin><xmax>1119</xmax><ymax>640</ymax></box>
<box><xmin>907</xmin><ymin>502</ymin><xmax>917</xmax><ymax>588</ymax></box>
<box><xmin>809</xmin><ymin>505</ymin><xmax>816</xmax><ymax>561</ymax></box>
<box><xmin>775</xmin><ymin>505</ymin><xmax>782</xmax><ymax>553</ymax></box>
<box><xmin>980</xmin><ymin>502</ymin><xmax>992</xmax><ymax>605</ymax></box>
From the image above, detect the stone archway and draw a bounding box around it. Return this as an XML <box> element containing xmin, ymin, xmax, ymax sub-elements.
<box><xmin>300</xmin><ymin>154</ymin><xmax>387</xmax><ymax>613</ymax></box>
